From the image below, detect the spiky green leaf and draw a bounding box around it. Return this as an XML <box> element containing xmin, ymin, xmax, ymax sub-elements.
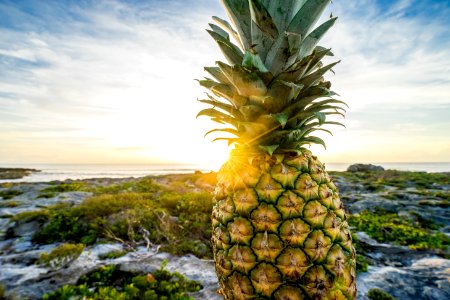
<box><xmin>314</xmin><ymin>112</ymin><xmax>326</xmax><ymax>124</ymax></box>
<box><xmin>260</xmin><ymin>144</ymin><xmax>279</xmax><ymax>155</ymax></box>
<box><xmin>220</xmin><ymin>0</ymin><xmax>251</xmax><ymax>49</ymax></box>
<box><xmin>287</xmin><ymin>0</ymin><xmax>331</xmax><ymax>38</ymax></box>
<box><xmin>249</xmin><ymin>0</ymin><xmax>278</xmax><ymax>38</ymax></box>
<box><xmin>242</xmin><ymin>51</ymin><xmax>269</xmax><ymax>72</ymax></box>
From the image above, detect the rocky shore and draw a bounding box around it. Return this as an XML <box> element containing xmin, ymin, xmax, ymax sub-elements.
<box><xmin>0</xmin><ymin>168</ymin><xmax>448</xmax><ymax>299</ymax></box>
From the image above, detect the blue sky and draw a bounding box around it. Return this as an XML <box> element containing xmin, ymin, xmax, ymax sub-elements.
<box><xmin>0</xmin><ymin>0</ymin><xmax>449</xmax><ymax>165</ymax></box>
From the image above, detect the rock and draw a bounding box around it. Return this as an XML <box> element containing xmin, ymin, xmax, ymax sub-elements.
<box><xmin>347</xmin><ymin>164</ymin><xmax>385</xmax><ymax>172</ymax></box>
<box><xmin>13</xmin><ymin>221</ymin><xmax>41</xmax><ymax>238</ymax></box>
<box><xmin>357</xmin><ymin>258</ymin><xmax>450</xmax><ymax>300</ymax></box>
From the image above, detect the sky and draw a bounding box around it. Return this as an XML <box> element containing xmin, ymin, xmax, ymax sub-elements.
<box><xmin>0</xmin><ymin>0</ymin><xmax>449</xmax><ymax>168</ymax></box>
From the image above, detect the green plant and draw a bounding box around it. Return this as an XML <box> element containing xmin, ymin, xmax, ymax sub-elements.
<box><xmin>349</xmin><ymin>209</ymin><xmax>450</xmax><ymax>251</ymax></box>
<box><xmin>43</xmin><ymin>262</ymin><xmax>202</xmax><ymax>300</ymax></box>
<box><xmin>38</xmin><ymin>243</ymin><xmax>85</xmax><ymax>270</ymax></box>
<box><xmin>99</xmin><ymin>250</ymin><xmax>129</xmax><ymax>260</ymax></box>
<box><xmin>367</xmin><ymin>288</ymin><xmax>397</xmax><ymax>300</ymax></box>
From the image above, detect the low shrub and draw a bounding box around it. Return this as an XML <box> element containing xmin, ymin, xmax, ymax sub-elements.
<box><xmin>349</xmin><ymin>209</ymin><xmax>450</xmax><ymax>252</ymax></box>
<box><xmin>43</xmin><ymin>262</ymin><xmax>202</xmax><ymax>300</ymax></box>
<box><xmin>367</xmin><ymin>288</ymin><xmax>397</xmax><ymax>300</ymax></box>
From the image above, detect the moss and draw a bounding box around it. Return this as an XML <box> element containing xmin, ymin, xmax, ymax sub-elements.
<box><xmin>0</xmin><ymin>189</ymin><xmax>23</xmax><ymax>200</ymax></box>
<box><xmin>0</xmin><ymin>201</ymin><xmax>19</xmax><ymax>208</ymax></box>
<box><xmin>367</xmin><ymin>288</ymin><xmax>397</xmax><ymax>300</ymax></box>
<box><xmin>13</xmin><ymin>210</ymin><xmax>51</xmax><ymax>223</ymax></box>
<box><xmin>38</xmin><ymin>243</ymin><xmax>85</xmax><ymax>270</ymax></box>
<box><xmin>37</xmin><ymin>182</ymin><xmax>88</xmax><ymax>198</ymax></box>
<box><xmin>349</xmin><ymin>209</ymin><xmax>450</xmax><ymax>252</ymax></box>
<box><xmin>99</xmin><ymin>250</ymin><xmax>129</xmax><ymax>260</ymax></box>
<box><xmin>0</xmin><ymin>283</ymin><xmax>4</xmax><ymax>299</ymax></box>
<box><xmin>43</xmin><ymin>262</ymin><xmax>202</xmax><ymax>300</ymax></box>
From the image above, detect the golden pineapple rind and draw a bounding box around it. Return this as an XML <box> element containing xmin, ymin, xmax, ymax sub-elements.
<box><xmin>212</xmin><ymin>152</ymin><xmax>356</xmax><ymax>299</ymax></box>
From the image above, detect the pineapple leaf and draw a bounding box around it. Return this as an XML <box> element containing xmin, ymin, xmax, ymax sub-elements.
<box><xmin>301</xmin><ymin>136</ymin><xmax>327</xmax><ymax>149</ymax></box>
<box><xmin>265</xmin><ymin>33</ymin><xmax>290</xmax><ymax>75</ymax></box>
<box><xmin>261</xmin><ymin>0</ymin><xmax>306</xmax><ymax>33</ymax></box>
<box><xmin>217</xmin><ymin>62</ymin><xmax>267</xmax><ymax>97</ymax></box>
<box><xmin>198</xmin><ymin>98</ymin><xmax>243</xmax><ymax>118</ymax></box>
<box><xmin>260</xmin><ymin>144</ymin><xmax>279</xmax><ymax>155</ymax></box>
<box><xmin>299</xmin><ymin>60</ymin><xmax>340</xmax><ymax>88</ymax></box>
<box><xmin>207</xmin><ymin>30</ymin><xmax>244</xmax><ymax>65</ymax></box>
<box><xmin>273</xmin><ymin>112</ymin><xmax>289</xmax><ymax>128</ymax></box>
<box><xmin>209</xmin><ymin>23</ymin><xmax>229</xmax><ymax>40</ymax></box>
<box><xmin>204</xmin><ymin>67</ymin><xmax>231</xmax><ymax>84</ymax></box>
<box><xmin>213</xmin><ymin>137</ymin><xmax>239</xmax><ymax>145</ymax></box>
<box><xmin>249</xmin><ymin>0</ymin><xmax>278</xmax><ymax>38</ymax></box>
<box><xmin>220</xmin><ymin>0</ymin><xmax>251</xmax><ymax>49</ymax></box>
<box><xmin>197</xmin><ymin>108</ymin><xmax>238</xmax><ymax>127</ymax></box>
<box><xmin>297</xmin><ymin>17</ymin><xmax>337</xmax><ymax>59</ymax></box>
<box><xmin>314</xmin><ymin>112</ymin><xmax>326</xmax><ymax>124</ymax></box>
<box><xmin>212</xmin><ymin>16</ymin><xmax>242</xmax><ymax>49</ymax></box>
<box><xmin>205</xmin><ymin>128</ymin><xmax>239</xmax><ymax>137</ymax></box>
<box><xmin>242</xmin><ymin>51</ymin><xmax>269</xmax><ymax>73</ymax></box>
<box><xmin>287</xmin><ymin>0</ymin><xmax>331</xmax><ymax>38</ymax></box>
<box><xmin>217</xmin><ymin>40</ymin><xmax>244</xmax><ymax>65</ymax></box>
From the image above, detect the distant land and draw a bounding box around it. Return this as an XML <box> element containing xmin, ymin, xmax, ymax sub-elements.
<box><xmin>0</xmin><ymin>168</ymin><xmax>40</xmax><ymax>180</ymax></box>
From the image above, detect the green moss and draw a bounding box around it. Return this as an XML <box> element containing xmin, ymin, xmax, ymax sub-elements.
<box><xmin>0</xmin><ymin>201</ymin><xmax>19</xmax><ymax>208</ymax></box>
<box><xmin>0</xmin><ymin>189</ymin><xmax>23</xmax><ymax>200</ymax></box>
<box><xmin>0</xmin><ymin>283</ymin><xmax>4</xmax><ymax>298</ymax></box>
<box><xmin>367</xmin><ymin>288</ymin><xmax>397</xmax><ymax>300</ymax></box>
<box><xmin>349</xmin><ymin>209</ymin><xmax>450</xmax><ymax>252</ymax></box>
<box><xmin>38</xmin><ymin>243</ymin><xmax>85</xmax><ymax>270</ymax></box>
<box><xmin>99</xmin><ymin>250</ymin><xmax>129</xmax><ymax>260</ymax></box>
<box><xmin>43</xmin><ymin>262</ymin><xmax>202</xmax><ymax>300</ymax></box>
<box><xmin>13</xmin><ymin>210</ymin><xmax>51</xmax><ymax>223</ymax></box>
<box><xmin>37</xmin><ymin>182</ymin><xmax>88</xmax><ymax>198</ymax></box>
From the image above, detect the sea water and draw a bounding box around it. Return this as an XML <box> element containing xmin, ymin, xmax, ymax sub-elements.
<box><xmin>0</xmin><ymin>162</ymin><xmax>449</xmax><ymax>183</ymax></box>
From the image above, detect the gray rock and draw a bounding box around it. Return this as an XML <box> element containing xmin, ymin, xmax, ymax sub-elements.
<box><xmin>357</xmin><ymin>258</ymin><xmax>450</xmax><ymax>300</ymax></box>
<box><xmin>347</xmin><ymin>164</ymin><xmax>385</xmax><ymax>172</ymax></box>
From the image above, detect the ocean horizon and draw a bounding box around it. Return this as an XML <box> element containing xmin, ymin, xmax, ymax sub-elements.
<box><xmin>0</xmin><ymin>162</ymin><xmax>449</xmax><ymax>183</ymax></box>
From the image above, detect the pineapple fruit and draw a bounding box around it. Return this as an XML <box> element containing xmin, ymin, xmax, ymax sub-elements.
<box><xmin>197</xmin><ymin>0</ymin><xmax>356</xmax><ymax>299</ymax></box>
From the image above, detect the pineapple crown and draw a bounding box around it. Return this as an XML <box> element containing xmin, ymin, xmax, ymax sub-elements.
<box><xmin>197</xmin><ymin>0</ymin><xmax>347</xmax><ymax>156</ymax></box>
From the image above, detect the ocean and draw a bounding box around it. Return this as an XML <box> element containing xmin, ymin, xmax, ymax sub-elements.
<box><xmin>0</xmin><ymin>162</ymin><xmax>449</xmax><ymax>183</ymax></box>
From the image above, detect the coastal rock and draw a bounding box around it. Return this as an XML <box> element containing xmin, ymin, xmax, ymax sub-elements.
<box><xmin>0</xmin><ymin>168</ymin><xmax>40</xmax><ymax>180</ymax></box>
<box><xmin>347</xmin><ymin>164</ymin><xmax>385</xmax><ymax>172</ymax></box>
<box><xmin>357</xmin><ymin>258</ymin><xmax>450</xmax><ymax>300</ymax></box>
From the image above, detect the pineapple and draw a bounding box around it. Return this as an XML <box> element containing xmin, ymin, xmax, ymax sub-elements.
<box><xmin>197</xmin><ymin>0</ymin><xmax>356</xmax><ymax>299</ymax></box>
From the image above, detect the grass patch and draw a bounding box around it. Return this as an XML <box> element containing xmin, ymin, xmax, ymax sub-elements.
<box><xmin>349</xmin><ymin>209</ymin><xmax>450</xmax><ymax>252</ymax></box>
<box><xmin>42</xmin><ymin>262</ymin><xmax>202</xmax><ymax>300</ymax></box>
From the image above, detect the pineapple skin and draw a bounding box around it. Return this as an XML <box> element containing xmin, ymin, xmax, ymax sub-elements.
<box><xmin>212</xmin><ymin>150</ymin><xmax>356</xmax><ymax>299</ymax></box>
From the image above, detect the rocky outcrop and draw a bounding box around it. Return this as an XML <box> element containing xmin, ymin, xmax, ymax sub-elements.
<box><xmin>347</xmin><ymin>164</ymin><xmax>385</xmax><ymax>172</ymax></box>
<box><xmin>0</xmin><ymin>168</ymin><xmax>40</xmax><ymax>180</ymax></box>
